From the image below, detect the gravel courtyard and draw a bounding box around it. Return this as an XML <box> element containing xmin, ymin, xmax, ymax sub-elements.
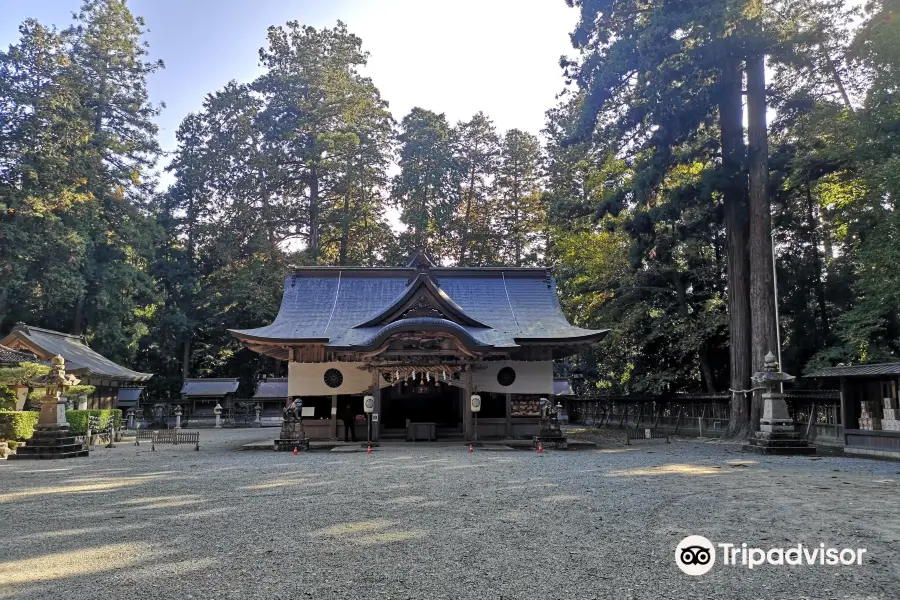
<box><xmin>1</xmin><ymin>429</ymin><xmax>898</xmax><ymax>600</ymax></box>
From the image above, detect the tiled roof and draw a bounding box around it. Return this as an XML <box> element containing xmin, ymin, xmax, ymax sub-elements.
<box><xmin>0</xmin><ymin>325</ymin><xmax>151</xmax><ymax>381</ymax></box>
<box><xmin>253</xmin><ymin>378</ymin><xmax>288</xmax><ymax>399</ymax></box>
<box><xmin>117</xmin><ymin>387</ymin><xmax>144</xmax><ymax>405</ymax></box>
<box><xmin>805</xmin><ymin>363</ymin><xmax>900</xmax><ymax>378</ymax></box>
<box><xmin>0</xmin><ymin>344</ymin><xmax>41</xmax><ymax>366</ymax></box>
<box><xmin>230</xmin><ymin>266</ymin><xmax>608</xmax><ymax>352</ymax></box>
<box><xmin>553</xmin><ymin>380</ymin><xmax>574</xmax><ymax>396</ymax></box>
<box><xmin>181</xmin><ymin>378</ymin><xmax>240</xmax><ymax>397</ymax></box>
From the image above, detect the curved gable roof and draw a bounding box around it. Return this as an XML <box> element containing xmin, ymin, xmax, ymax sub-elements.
<box><xmin>1</xmin><ymin>324</ymin><xmax>152</xmax><ymax>381</ymax></box>
<box><xmin>354</xmin><ymin>273</ymin><xmax>488</xmax><ymax>328</ymax></box>
<box><xmin>229</xmin><ymin>265</ymin><xmax>608</xmax><ymax>352</ymax></box>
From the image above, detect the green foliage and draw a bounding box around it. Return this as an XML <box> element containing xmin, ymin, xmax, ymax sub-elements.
<box><xmin>5</xmin><ymin>0</ymin><xmax>896</xmax><ymax>411</ymax></box>
<box><xmin>0</xmin><ymin>0</ymin><xmax>162</xmax><ymax>366</ymax></box>
<box><xmin>0</xmin><ymin>410</ymin><xmax>40</xmax><ymax>441</ymax></box>
<box><xmin>393</xmin><ymin>108</ymin><xmax>459</xmax><ymax>262</ymax></box>
<box><xmin>494</xmin><ymin>130</ymin><xmax>545</xmax><ymax>267</ymax></box>
<box><xmin>65</xmin><ymin>409</ymin><xmax>122</xmax><ymax>435</ymax></box>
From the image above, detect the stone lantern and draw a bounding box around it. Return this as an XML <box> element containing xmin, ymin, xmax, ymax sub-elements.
<box><xmin>174</xmin><ymin>405</ymin><xmax>183</xmax><ymax>429</ymax></box>
<box><xmin>253</xmin><ymin>403</ymin><xmax>262</xmax><ymax>427</ymax></box>
<box><xmin>743</xmin><ymin>351</ymin><xmax>815</xmax><ymax>455</ymax></box>
<box><xmin>214</xmin><ymin>402</ymin><xmax>223</xmax><ymax>428</ymax></box>
<box><xmin>11</xmin><ymin>355</ymin><xmax>89</xmax><ymax>459</ymax></box>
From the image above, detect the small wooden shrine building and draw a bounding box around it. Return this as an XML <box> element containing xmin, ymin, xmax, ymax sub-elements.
<box><xmin>807</xmin><ymin>363</ymin><xmax>900</xmax><ymax>460</ymax></box>
<box><xmin>229</xmin><ymin>253</ymin><xmax>608</xmax><ymax>441</ymax></box>
<box><xmin>252</xmin><ymin>377</ymin><xmax>289</xmax><ymax>427</ymax></box>
<box><xmin>180</xmin><ymin>378</ymin><xmax>239</xmax><ymax>426</ymax></box>
<box><xmin>1</xmin><ymin>323</ymin><xmax>152</xmax><ymax>409</ymax></box>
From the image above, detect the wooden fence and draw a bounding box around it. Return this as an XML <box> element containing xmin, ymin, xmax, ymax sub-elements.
<box><xmin>563</xmin><ymin>391</ymin><xmax>841</xmax><ymax>441</ymax></box>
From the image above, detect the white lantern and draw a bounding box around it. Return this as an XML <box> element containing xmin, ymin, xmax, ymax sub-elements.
<box><xmin>470</xmin><ymin>394</ymin><xmax>482</xmax><ymax>413</ymax></box>
<box><xmin>363</xmin><ymin>395</ymin><xmax>375</xmax><ymax>414</ymax></box>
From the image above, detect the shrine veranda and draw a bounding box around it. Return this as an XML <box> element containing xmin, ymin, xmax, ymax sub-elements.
<box><xmin>1</xmin><ymin>429</ymin><xmax>898</xmax><ymax>600</ymax></box>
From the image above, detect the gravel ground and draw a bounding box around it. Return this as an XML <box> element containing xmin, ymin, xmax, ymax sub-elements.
<box><xmin>1</xmin><ymin>428</ymin><xmax>898</xmax><ymax>600</ymax></box>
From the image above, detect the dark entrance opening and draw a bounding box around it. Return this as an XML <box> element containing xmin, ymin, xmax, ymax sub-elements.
<box><xmin>381</xmin><ymin>381</ymin><xmax>462</xmax><ymax>437</ymax></box>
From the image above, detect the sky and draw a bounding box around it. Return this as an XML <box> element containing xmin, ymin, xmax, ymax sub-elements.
<box><xmin>0</xmin><ymin>0</ymin><xmax>580</xmax><ymax>161</ymax></box>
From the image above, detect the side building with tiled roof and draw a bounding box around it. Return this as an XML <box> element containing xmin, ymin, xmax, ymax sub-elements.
<box><xmin>0</xmin><ymin>323</ymin><xmax>152</xmax><ymax>410</ymax></box>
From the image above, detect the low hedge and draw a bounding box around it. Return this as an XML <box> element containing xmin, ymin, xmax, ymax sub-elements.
<box><xmin>65</xmin><ymin>409</ymin><xmax>123</xmax><ymax>435</ymax></box>
<box><xmin>0</xmin><ymin>410</ymin><xmax>40</xmax><ymax>441</ymax></box>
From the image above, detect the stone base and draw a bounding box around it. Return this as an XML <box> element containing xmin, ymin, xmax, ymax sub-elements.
<box><xmin>742</xmin><ymin>430</ymin><xmax>815</xmax><ymax>456</ymax></box>
<box><xmin>742</xmin><ymin>443</ymin><xmax>817</xmax><ymax>455</ymax></box>
<box><xmin>533</xmin><ymin>429</ymin><xmax>568</xmax><ymax>450</ymax></box>
<box><xmin>275</xmin><ymin>438</ymin><xmax>310</xmax><ymax>452</ymax></box>
<box><xmin>10</xmin><ymin>427</ymin><xmax>89</xmax><ymax>460</ymax></box>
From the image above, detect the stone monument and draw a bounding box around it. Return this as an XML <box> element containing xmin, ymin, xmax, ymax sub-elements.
<box><xmin>743</xmin><ymin>351</ymin><xmax>815</xmax><ymax>455</ymax></box>
<box><xmin>533</xmin><ymin>397</ymin><xmax>568</xmax><ymax>449</ymax></box>
<box><xmin>276</xmin><ymin>398</ymin><xmax>309</xmax><ymax>451</ymax></box>
<box><xmin>11</xmin><ymin>355</ymin><xmax>89</xmax><ymax>459</ymax></box>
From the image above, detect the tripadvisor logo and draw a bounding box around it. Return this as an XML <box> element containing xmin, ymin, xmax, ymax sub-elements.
<box><xmin>675</xmin><ymin>536</ymin><xmax>868</xmax><ymax>576</ymax></box>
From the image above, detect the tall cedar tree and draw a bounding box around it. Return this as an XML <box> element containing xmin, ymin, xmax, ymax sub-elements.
<box><xmin>453</xmin><ymin>112</ymin><xmax>500</xmax><ymax>266</ymax></box>
<box><xmin>392</xmin><ymin>108</ymin><xmax>458</xmax><ymax>262</ymax></box>
<box><xmin>495</xmin><ymin>129</ymin><xmax>544</xmax><ymax>267</ymax></box>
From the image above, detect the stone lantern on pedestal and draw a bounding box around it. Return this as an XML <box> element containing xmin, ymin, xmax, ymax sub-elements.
<box><xmin>214</xmin><ymin>403</ymin><xmax>223</xmax><ymax>428</ymax></box>
<box><xmin>743</xmin><ymin>351</ymin><xmax>815</xmax><ymax>455</ymax></box>
<box><xmin>174</xmin><ymin>405</ymin><xmax>183</xmax><ymax>429</ymax></box>
<box><xmin>11</xmin><ymin>355</ymin><xmax>89</xmax><ymax>459</ymax></box>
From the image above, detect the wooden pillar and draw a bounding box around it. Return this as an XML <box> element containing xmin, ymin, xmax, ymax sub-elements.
<box><xmin>462</xmin><ymin>370</ymin><xmax>473</xmax><ymax>441</ymax></box>
<box><xmin>372</xmin><ymin>371</ymin><xmax>381</xmax><ymax>442</ymax></box>
<box><xmin>839</xmin><ymin>377</ymin><xmax>850</xmax><ymax>440</ymax></box>
<box><xmin>505</xmin><ymin>392</ymin><xmax>512</xmax><ymax>438</ymax></box>
<box><xmin>331</xmin><ymin>394</ymin><xmax>338</xmax><ymax>439</ymax></box>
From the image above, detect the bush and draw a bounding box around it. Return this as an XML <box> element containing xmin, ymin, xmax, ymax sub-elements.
<box><xmin>65</xmin><ymin>409</ymin><xmax>123</xmax><ymax>435</ymax></box>
<box><xmin>6</xmin><ymin>440</ymin><xmax>18</xmax><ymax>451</ymax></box>
<box><xmin>0</xmin><ymin>410</ymin><xmax>40</xmax><ymax>441</ymax></box>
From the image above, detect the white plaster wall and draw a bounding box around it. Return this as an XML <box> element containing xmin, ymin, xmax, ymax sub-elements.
<box><xmin>471</xmin><ymin>360</ymin><xmax>553</xmax><ymax>394</ymax></box>
<box><xmin>288</xmin><ymin>362</ymin><xmax>373</xmax><ymax>396</ymax></box>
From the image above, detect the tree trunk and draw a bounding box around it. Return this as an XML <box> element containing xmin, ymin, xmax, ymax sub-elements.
<box><xmin>459</xmin><ymin>164</ymin><xmax>476</xmax><ymax>266</ymax></box>
<box><xmin>339</xmin><ymin>185</ymin><xmax>351</xmax><ymax>266</ymax></box>
<box><xmin>720</xmin><ymin>60</ymin><xmax>752</xmax><ymax>436</ymax></box>
<box><xmin>309</xmin><ymin>164</ymin><xmax>320</xmax><ymax>261</ymax></box>
<box><xmin>817</xmin><ymin>32</ymin><xmax>854</xmax><ymax>112</ymax></box>
<box><xmin>72</xmin><ymin>293</ymin><xmax>86</xmax><ymax>335</ymax></box>
<box><xmin>513</xmin><ymin>174</ymin><xmax>521</xmax><ymax>267</ymax></box>
<box><xmin>673</xmin><ymin>272</ymin><xmax>717</xmax><ymax>393</ymax></box>
<box><xmin>182</xmin><ymin>338</ymin><xmax>191</xmax><ymax>381</ymax></box>
<box><xmin>805</xmin><ymin>183</ymin><xmax>830</xmax><ymax>338</ymax></box>
<box><xmin>747</xmin><ymin>52</ymin><xmax>778</xmax><ymax>431</ymax></box>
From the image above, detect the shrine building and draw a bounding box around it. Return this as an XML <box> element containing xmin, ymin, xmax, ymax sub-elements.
<box><xmin>229</xmin><ymin>253</ymin><xmax>607</xmax><ymax>442</ymax></box>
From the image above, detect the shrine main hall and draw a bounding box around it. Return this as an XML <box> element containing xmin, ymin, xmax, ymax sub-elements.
<box><xmin>229</xmin><ymin>253</ymin><xmax>607</xmax><ymax>442</ymax></box>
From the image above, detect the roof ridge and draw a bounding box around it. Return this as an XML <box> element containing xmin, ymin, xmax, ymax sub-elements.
<box><xmin>15</xmin><ymin>324</ymin><xmax>85</xmax><ymax>340</ymax></box>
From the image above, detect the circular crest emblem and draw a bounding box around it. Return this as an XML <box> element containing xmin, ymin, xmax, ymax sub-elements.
<box><xmin>497</xmin><ymin>366</ymin><xmax>516</xmax><ymax>387</ymax></box>
<box><xmin>323</xmin><ymin>368</ymin><xmax>344</xmax><ymax>389</ymax></box>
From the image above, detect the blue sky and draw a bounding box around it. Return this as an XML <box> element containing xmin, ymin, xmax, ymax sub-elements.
<box><xmin>1</xmin><ymin>0</ymin><xmax>579</xmax><ymax>159</ymax></box>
